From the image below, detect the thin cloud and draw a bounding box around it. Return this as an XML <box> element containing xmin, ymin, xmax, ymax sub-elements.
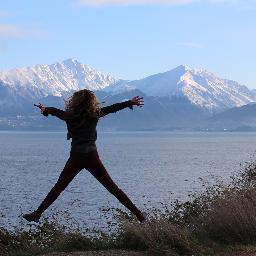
<box><xmin>0</xmin><ymin>44</ymin><xmax>7</xmax><ymax>54</ymax></box>
<box><xmin>0</xmin><ymin>10</ymin><xmax>10</xmax><ymax>17</ymax></box>
<box><xmin>73</xmin><ymin>0</ymin><xmax>235</xmax><ymax>7</ymax></box>
<box><xmin>178</xmin><ymin>42</ymin><xmax>205</xmax><ymax>49</ymax></box>
<box><xmin>74</xmin><ymin>0</ymin><xmax>195</xmax><ymax>6</ymax></box>
<box><xmin>0</xmin><ymin>24</ymin><xmax>26</xmax><ymax>38</ymax></box>
<box><xmin>0</xmin><ymin>24</ymin><xmax>47</xmax><ymax>39</ymax></box>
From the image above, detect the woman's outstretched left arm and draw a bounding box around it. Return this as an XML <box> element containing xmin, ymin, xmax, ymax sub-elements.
<box><xmin>99</xmin><ymin>96</ymin><xmax>144</xmax><ymax>117</ymax></box>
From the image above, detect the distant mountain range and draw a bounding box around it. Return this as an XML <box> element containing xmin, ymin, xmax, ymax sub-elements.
<box><xmin>0</xmin><ymin>58</ymin><xmax>256</xmax><ymax>131</ymax></box>
<box><xmin>0</xmin><ymin>58</ymin><xmax>118</xmax><ymax>115</ymax></box>
<box><xmin>206</xmin><ymin>103</ymin><xmax>256</xmax><ymax>131</ymax></box>
<box><xmin>106</xmin><ymin>65</ymin><xmax>256</xmax><ymax>112</ymax></box>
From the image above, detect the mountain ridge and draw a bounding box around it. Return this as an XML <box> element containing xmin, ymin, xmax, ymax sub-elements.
<box><xmin>108</xmin><ymin>65</ymin><xmax>256</xmax><ymax>112</ymax></box>
<box><xmin>1</xmin><ymin>59</ymin><xmax>255</xmax><ymax>113</ymax></box>
<box><xmin>0</xmin><ymin>58</ymin><xmax>119</xmax><ymax>99</ymax></box>
<box><xmin>1</xmin><ymin>59</ymin><xmax>256</xmax><ymax>130</ymax></box>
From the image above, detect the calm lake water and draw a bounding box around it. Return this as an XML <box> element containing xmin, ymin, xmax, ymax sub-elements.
<box><xmin>0</xmin><ymin>131</ymin><xmax>256</xmax><ymax>230</ymax></box>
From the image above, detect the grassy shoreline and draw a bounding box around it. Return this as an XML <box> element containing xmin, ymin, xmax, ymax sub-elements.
<box><xmin>2</xmin><ymin>162</ymin><xmax>256</xmax><ymax>256</ymax></box>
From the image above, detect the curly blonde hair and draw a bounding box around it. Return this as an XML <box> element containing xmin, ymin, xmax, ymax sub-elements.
<box><xmin>65</xmin><ymin>89</ymin><xmax>100</xmax><ymax>118</ymax></box>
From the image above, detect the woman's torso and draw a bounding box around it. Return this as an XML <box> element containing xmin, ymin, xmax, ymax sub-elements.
<box><xmin>66</xmin><ymin>114</ymin><xmax>99</xmax><ymax>153</ymax></box>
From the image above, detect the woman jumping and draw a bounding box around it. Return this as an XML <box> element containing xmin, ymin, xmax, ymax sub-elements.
<box><xmin>23</xmin><ymin>89</ymin><xmax>145</xmax><ymax>223</ymax></box>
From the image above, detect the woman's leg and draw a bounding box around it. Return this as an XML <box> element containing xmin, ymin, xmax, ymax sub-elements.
<box><xmin>23</xmin><ymin>153</ymin><xmax>83</xmax><ymax>222</ymax></box>
<box><xmin>86</xmin><ymin>151</ymin><xmax>145</xmax><ymax>221</ymax></box>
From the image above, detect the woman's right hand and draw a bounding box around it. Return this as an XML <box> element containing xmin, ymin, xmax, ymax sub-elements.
<box><xmin>34</xmin><ymin>103</ymin><xmax>46</xmax><ymax>114</ymax></box>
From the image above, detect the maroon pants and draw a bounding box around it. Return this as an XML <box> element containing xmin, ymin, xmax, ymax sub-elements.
<box><xmin>36</xmin><ymin>150</ymin><xmax>141</xmax><ymax>217</ymax></box>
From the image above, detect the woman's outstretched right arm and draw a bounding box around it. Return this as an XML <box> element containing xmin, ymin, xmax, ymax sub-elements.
<box><xmin>35</xmin><ymin>103</ymin><xmax>70</xmax><ymax>121</ymax></box>
<box><xmin>43</xmin><ymin>107</ymin><xmax>66</xmax><ymax>120</ymax></box>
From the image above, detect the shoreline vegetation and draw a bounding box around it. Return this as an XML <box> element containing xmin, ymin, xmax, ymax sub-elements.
<box><xmin>2</xmin><ymin>129</ymin><xmax>256</xmax><ymax>133</ymax></box>
<box><xmin>2</xmin><ymin>163</ymin><xmax>256</xmax><ymax>255</ymax></box>
<box><xmin>2</xmin><ymin>130</ymin><xmax>256</xmax><ymax>134</ymax></box>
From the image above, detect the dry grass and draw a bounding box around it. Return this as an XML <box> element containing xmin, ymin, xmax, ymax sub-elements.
<box><xmin>115</xmin><ymin>160</ymin><xmax>256</xmax><ymax>254</ymax></box>
<box><xmin>2</xmin><ymin>162</ymin><xmax>256</xmax><ymax>255</ymax></box>
<box><xmin>116</xmin><ymin>219</ymin><xmax>198</xmax><ymax>256</ymax></box>
<box><xmin>199</xmin><ymin>187</ymin><xmax>256</xmax><ymax>243</ymax></box>
<box><xmin>184</xmin><ymin>161</ymin><xmax>256</xmax><ymax>244</ymax></box>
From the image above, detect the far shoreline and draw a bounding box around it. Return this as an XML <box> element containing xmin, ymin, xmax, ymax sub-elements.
<box><xmin>1</xmin><ymin>130</ymin><xmax>256</xmax><ymax>134</ymax></box>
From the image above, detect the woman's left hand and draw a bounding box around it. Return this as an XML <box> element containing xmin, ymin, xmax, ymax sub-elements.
<box><xmin>131</xmin><ymin>96</ymin><xmax>144</xmax><ymax>107</ymax></box>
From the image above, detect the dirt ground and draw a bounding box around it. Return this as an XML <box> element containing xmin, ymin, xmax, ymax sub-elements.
<box><xmin>41</xmin><ymin>248</ymin><xmax>256</xmax><ymax>256</ymax></box>
<box><xmin>218</xmin><ymin>249</ymin><xmax>256</xmax><ymax>256</ymax></box>
<box><xmin>42</xmin><ymin>250</ymin><xmax>148</xmax><ymax>256</ymax></box>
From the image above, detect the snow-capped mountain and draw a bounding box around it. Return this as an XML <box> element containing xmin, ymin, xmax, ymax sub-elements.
<box><xmin>1</xmin><ymin>60</ymin><xmax>255</xmax><ymax>113</ymax></box>
<box><xmin>0</xmin><ymin>58</ymin><xmax>119</xmax><ymax>100</ymax></box>
<box><xmin>1</xmin><ymin>59</ymin><xmax>256</xmax><ymax>131</ymax></box>
<box><xmin>108</xmin><ymin>65</ymin><xmax>256</xmax><ymax>112</ymax></box>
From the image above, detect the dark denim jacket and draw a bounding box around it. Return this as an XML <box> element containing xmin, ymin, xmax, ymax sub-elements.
<box><xmin>43</xmin><ymin>100</ymin><xmax>133</xmax><ymax>143</ymax></box>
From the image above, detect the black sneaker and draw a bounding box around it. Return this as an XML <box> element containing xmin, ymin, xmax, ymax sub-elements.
<box><xmin>136</xmin><ymin>212</ymin><xmax>146</xmax><ymax>222</ymax></box>
<box><xmin>23</xmin><ymin>211</ymin><xmax>41</xmax><ymax>223</ymax></box>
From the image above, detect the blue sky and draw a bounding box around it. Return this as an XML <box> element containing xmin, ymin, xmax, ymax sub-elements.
<box><xmin>0</xmin><ymin>0</ymin><xmax>255</xmax><ymax>88</ymax></box>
